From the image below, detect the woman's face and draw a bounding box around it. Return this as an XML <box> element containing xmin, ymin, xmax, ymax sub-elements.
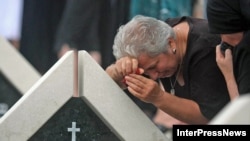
<box><xmin>221</xmin><ymin>32</ymin><xmax>244</xmax><ymax>46</ymax></box>
<box><xmin>138</xmin><ymin>51</ymin><xmax>179</xmax><ymax>80</ymax></box>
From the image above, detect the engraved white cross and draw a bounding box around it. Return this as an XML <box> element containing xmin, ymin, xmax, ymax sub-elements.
<box><xmin>68</xmin><ymin>122</ymin><xmax>80</xmax><ymax>141</ymax></box>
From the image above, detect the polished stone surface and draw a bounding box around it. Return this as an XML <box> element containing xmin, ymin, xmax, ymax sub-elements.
<box><xmin>0</xmin><ymin>51</ymin><xmax>168</xmax><ymax>141</ymax></box>
<box><xmin>29</xmin><ymin>97</ymin><xmax>119</xmax><ymax>141</ymax></box>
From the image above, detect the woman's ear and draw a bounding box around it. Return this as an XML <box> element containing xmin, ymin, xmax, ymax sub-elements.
<box><xmin>168</xmin><ymin>38</ymin><xmax>176</xmax><ymax>54</ymax></box>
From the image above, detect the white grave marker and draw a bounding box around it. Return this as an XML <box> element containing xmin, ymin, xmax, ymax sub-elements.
<box><xmin>0</xmin><ymin>36</ymin><xmax>41</xmax><ymax>94</ymax></box>
<box><xmin>0</xmin><ymin>51</ymin><xmax>74</xmax><ymax>140</ymax></box>
<box><xmin>0</xmin><ymin>50</ymin><xmax>169</xmax><ymax>141</ymax></box>
<box><xmin>209</xmin><ymin>94</ymin><xmax>250</xmax><ymax>124</ymax></box>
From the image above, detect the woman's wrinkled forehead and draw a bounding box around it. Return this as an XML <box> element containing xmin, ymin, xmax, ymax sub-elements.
<box><xmin>137</xmin><ymin>53</ymin><xmax>158</xmax><ymax>68</ymax></box>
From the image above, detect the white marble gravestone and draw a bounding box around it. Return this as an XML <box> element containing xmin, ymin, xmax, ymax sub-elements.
<box><xmin>0</xmin><ymin>36</ymin><xmax>41</xmax><ymax>94</ymax></box>
<box><xmin>0</xmin><ymin>51</ymin><xmax>169</xmax><ymax>141</ymax></box>
<box><xmin>0</xmin><ymin>51</ymin><xmax>74</xmax><ymax>140</ymax></box>
<box><xmin>0</xmin><ymin>36</ymin><xmax>41</xmax><ymax>117</ymax></box>
<box><xmin>209</xmin><ymin>94</ymin><xmax>250</xmax><ymax>124</ymax></box>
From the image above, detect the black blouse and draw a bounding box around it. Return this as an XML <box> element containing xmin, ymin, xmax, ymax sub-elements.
<box><xmin>160</xmin><ymin>16</ymin><xmax>230</xmax><ymax>120</ymax></box>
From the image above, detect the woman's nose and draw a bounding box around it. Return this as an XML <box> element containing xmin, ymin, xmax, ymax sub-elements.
<box><xmin>148</xmin><ymin>71</ymin><xmax>159</xmax><ymax>80</ymax></box>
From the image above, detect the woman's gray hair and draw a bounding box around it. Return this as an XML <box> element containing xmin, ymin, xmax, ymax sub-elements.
<box><xmin>113</xmin><ymin>15</ymin><xmax>176</xmax><ymax>60</ymax></box>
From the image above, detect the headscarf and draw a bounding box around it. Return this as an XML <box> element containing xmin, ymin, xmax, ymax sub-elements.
<box><xmin>206</xmin><ymin>0</ymin><xmax>248</xmax><ymax>34</ymax></box>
